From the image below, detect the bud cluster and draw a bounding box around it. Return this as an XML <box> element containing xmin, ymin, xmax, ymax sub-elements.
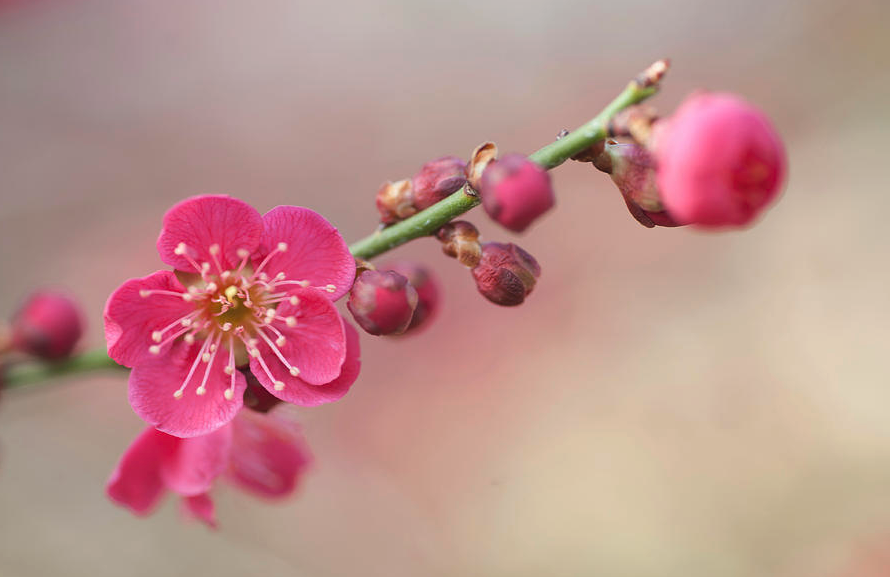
<box><xmin>376</xmin><ymin>156</ymin><xmax>468</xmax><ymax>225</ymax></box>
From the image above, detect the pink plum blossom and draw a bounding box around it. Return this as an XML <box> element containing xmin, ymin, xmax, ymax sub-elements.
<box><xmin>104</xmin><ymin>195</ymin><xmax>360</xmax><ymax>438</ymax></box>
<box><xmin>652</xmin><ymin>92</ymin><xmax>786</xmax><ymax>227</ymax></box>
<box><xmin>107</xmin><ymin>409</ymin><xmax>312</xmax><ymax>528</ymax></box>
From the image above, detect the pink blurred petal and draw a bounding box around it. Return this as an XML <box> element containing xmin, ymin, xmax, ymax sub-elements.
<box><xmin>250</xmin><ymin>288</ymin><xmax>346</xmax><ymax>389</ymax></box>
<box><xmin>256</xmin><ymin>206</ymin><xmax>355</xmax><ymax>301</ymax></box>
<box><xmin>129</xmin><ymin>340</ymin><xmax>246</xmax><ymax>438</ymax></box>
<box><xmin>106</xmin><ymin>427</ymin><xmax>178</xmax><ymax>515</ymax></box>
<box><xmin>161</xmin><ymin>423</ymin><xmax>233</xmax><ymax>496</ymax></box>
<box><xmin>157</xmin><ymin>195</ymin><xmax>264</xmax><ymax>272</ymax></box>
<box><xmin>227</xmin><ymin>410</ymin><xmax>312</xmax><ymax>499</ymax></box>
<box><xmin>181</xmin><ymin>493</ymin><xmax>218</xmax><ymax>529</ymax></box>
<box><xmin>103</xmin><ymin>271</ymin><xmax>192</xmax><ymax>368</ymax></box>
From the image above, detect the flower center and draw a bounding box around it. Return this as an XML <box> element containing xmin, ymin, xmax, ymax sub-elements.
<box><xmin>140</xmin><ymin>241</ymin><xmax>337</xmax><ymax>401</ymax></box>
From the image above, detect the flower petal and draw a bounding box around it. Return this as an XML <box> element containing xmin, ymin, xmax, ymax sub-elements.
<box><xmin>256</xmin><ymin>206</ymin><xmax>355</xmax><ymax>301</ymax></box>
<box><xmin>161</xmin><ymin>423</ymin><xmax>233</xmax><ymax>496</ymax></box>
<box><xmin>251</xmin><ymin>318</ymin><xmax>361</xmax><ymax>406</ymax></box>
<box><xmin>104</xmin><ymin>271</ymin><xmax>193</xmax><ymax>368</ymax></box>
<box><xmin>227</xmin><ymin>410</ymin><xmax>312</xmax><ymax>499</ymax></box>
<box><xmin>250</xmin><ymin>288</ymin><xmax>346</xmax><ymax>388</ymax></box>
<box><xmin>106</xmin><ymin>427</ymin><xmax>179</xmax><ymax>515</ymax></box>
<box><xmin>157</xmin><ymin>195</ymin><xmax>264</xmax><ymax>273</ymax></box>
<box><xmin>181</xmin><ymin>493</ymin><xmax>217</xmax><ymax>529</ymax></box>
<box><xmin>129</xmin><ymin>340</ymin><xmax>246</xmax><ymax>438</ymax></box>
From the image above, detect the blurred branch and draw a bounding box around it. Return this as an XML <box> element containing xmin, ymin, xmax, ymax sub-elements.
<box><xmin>348</xmin><ymin>59</ymin><xmax>669</xmax><ymax>260</ymax></box>
<box><xmin>3</xmin><ymin>348</ymin><xmax>123</xmax><ymax>390</ymax></box>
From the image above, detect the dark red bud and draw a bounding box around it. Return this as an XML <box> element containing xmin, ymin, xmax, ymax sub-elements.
<box><xmin>471</xmin><ymin>242</ymin><xmax>541</xmax><ymax>306</ymax></box>
<box><xmin>11</xmin><ymin>290</ymin><xmax>84</xmax><ymax>360</ymax></box>
<box><xmin>412</xmin><ymin>156</ymin><xmax>467</xmax><ymax>210</ymax></box>
<box><xmin>480</xmin><ymin>154</ymin><xmax>554</xmax><ymax>233</ymax></box>
<box><xmin>381</xmin><ymin>262</ymin><xmax>440</xmax><ymax>333</ymax></box>
<box><xmin>241</xmin><ymin>367</ymin><xmax>282</xmax><ymax>413</ymax></box>
<box><xmin>347</xmin><ymin>270</ymin><xmax>419</xmax><ymax>336</ymax></box>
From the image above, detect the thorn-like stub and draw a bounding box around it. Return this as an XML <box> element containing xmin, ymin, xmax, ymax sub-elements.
<box><xmin>635</xmin><ymin>58</ymin><xmax>670</xmax><ymax>89</ymax></box>
<box><xmin>466</xmin><ymin>141</ymin><xmax>498</xmax><ymax>190</ymax></box>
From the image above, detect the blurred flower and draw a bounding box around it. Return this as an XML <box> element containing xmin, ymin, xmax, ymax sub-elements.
<box><xmin>652</xmin><ymin>92</ymin><xmax>786</xmax><ymax>227</ymax></box>
<box><xmin>10</xmin><ymin>290</ymin><xmax>84</xmax><ymax>360</ymax></box>
<box><xmin>412</xmin><ymin>156</ymin><xmax>467</xmax><ymax>210</ymax></box>
<box><xmin>381</xmin><ymin>262</ymin><xmax>440</xmax><ymax>333</ymax></box>
<box><xmin>471</xmin><ymin>242</ymin><xmax>541</xmax><ymax>306</ymax></box>
<box><xmin>347</xmin><ymin>270</ymin><xmax>418</xmax><ymax>336</ymax></box>
<box><xmin>107</xmin><ymin>409</ymin><xmax>312</xmax><ymax>528</ymax></box>
<box><xmin>104</xmin><ymin>195</ymin><xmax>359</xmax><ymax>438</ymax></box>
<box><xmin>480</xmin><ymin>154</ymin><xmax>554</xmax><ymax>232</ymax></box>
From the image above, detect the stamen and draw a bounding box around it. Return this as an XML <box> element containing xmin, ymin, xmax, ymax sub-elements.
<box><xmin>237</xmin><ymin>333</ymin><xmax>285</xmax><ymax>392</ymax></box>
<box><xmin>325</xmin><ymin>284</ymin><xmax>336</xmax><ymax>293</ymax></box>
<box><xmin>235</xmin><ymin>248</ymin><xmax>251</xmax><ymax>274</ymax></box>
<box><xmin>174</xmin><ymin>243</ymin><xmax>208</xmax><ymax>277</ymax></box>
<box><xmin>253</xmin><ymin>242</ymin><xmax>287</xmax><ymax>276</ymax></box>
<box><xmin>195</xmin><ymin>334</ymin><xmax>222</xmax><ymax>396</ymax></box>
<box><xmin>139</xmin><ymin>288</ymin><xmax>188</xmax><ymax>299</ymax></box>
<box><xmin>208</xmin><ymin>243</ymin><xmax>224</xmax><ymax>274</ymax></box>
<box><xmin>224</xmin><ymin>335</ymin><xmax>237</xmax><ymax>401</ymax></box>
<box><xmin>149</xmin><ymin>324</ymin><xmax>192</xmax><ymax>354</ymax></box>
<box><xmin>256</xmin><ymin>328</ymin><xmax>300</xmax><ymax>377</ymax></box>
<box><xmin>173</xmin><ymin>338</ymin><xmax>210</xmax><ymax>399</ymax></box>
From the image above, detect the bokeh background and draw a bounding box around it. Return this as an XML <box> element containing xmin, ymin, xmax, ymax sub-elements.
<box><xmin>1</xmin><ymin>0</ymin><xmax>888</xmax><ymax>575</ymax></box>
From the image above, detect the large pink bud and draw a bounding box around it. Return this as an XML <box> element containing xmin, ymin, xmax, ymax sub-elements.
<box><xmin>480</xmin><ymin>154</ymin><xmax>554</xmax><ymax>233</ymax></box>
<box><xmin>412</xmin><ymin>156</ymin><xmax>467</xmax><ymax>210</ymax></box>
<box><xmin>382</xmin><ymin>262</ymin><xmax>440</xmax><ymax>333</ymax></box>
<box><xmin>10</xmin><ymin>290</ymin><xmax>84</xmax><ymax>359</ymax></box>
<box><xmin>347</xmin><ymin>270</ymin><xmax>418</xmax><ymax>336</ymax></box>
<box><xmin>653</xmin><ymin>92</ymin><xmax>786</xmax><ymax>227</ymax></box>
<box><xmin>471</xmin><ymin>242</ymin><xmax>541</xmax><ymax>306</ymax></box>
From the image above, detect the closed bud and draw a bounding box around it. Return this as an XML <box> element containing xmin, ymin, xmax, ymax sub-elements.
<box><xmin>382</xmin><ymin>262</ymin><xmax>440</xmax><ymax>333</ymax></box>
<box><xmin>412</xmin><ymin>156</ymin><xmax>467</xmax><ymax>210</ymax></box>
<box><xmin>347</xmin><ymin>270</ymin><xmax>418</xmax><ymax>336</ymax></box>
<box><xmin>652</xmin><ymin>92</ymin><xmax>786</xmax><ymax>228</ymax></box>
<box><xmin>11</xmin><ymin>290</ymin><xmax>84</xmax><ymax>359</ymax></box>
<box><xmin>242</xmin><ymin>368</ymin><xmax>282</xmax><ymax>413</ymax></box>
<box><xmin>480</xmin><ymin>154</ymin><xmax>554</xmax><ymax>232</ymax></box>
<box><xmin>436</xmin><ymin>220</ymin><xmax>481</xmax><ymax>268</ymax></box>
<box><xmin>375</xmin><ymin>179</ymin><xmax>416</xmax><ymax>225</ymax></box>
<box><xmin>471</xmin><ymin>242</ymin><xmax>541</xmax><ymax>307</ymax></box>
<box><xmin>595</xmin><ymin>140</ymin><xmax>679</xmax><ymax>228</ymax></box>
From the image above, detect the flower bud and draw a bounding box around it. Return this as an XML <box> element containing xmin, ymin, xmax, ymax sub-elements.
<box><xmin>594</xmin><ymin>140</ymin><xmax>679</xmax><ymax>228</ymax></box>
<box><xmin>412</xmin><ymin>156</ymin><xmax>467</xmax><ymax>210</ymax></box>
<box><xmin>652</xmin><ymin>92</ymin><xmax>786</xmax><ymax>228</ymax></box>
<box><xmin>241</xmin><ymin>367</ymin><xmax>282</xmax><ymax>413</ymax></box>
<box><xmin>480</xmin><ymin>154</ymin><xmax>555</xmax><ymax>232</ymax></box>
<box><xmin>375</xmin><ymin>179</ymin><xmax>416</xmax><ymax>225</ymax></box>
<box><xmin>10</xmin><ymin>290</ymin><xmax>84</xmax><ymax>359</ymax></box>
<box><xmin>466</xmin><ymin>141</ymin><xmax>498</xmax><ymax>190</ymax></box>
<box><xmin>436</xmin><ymin>220</ymin><xmax>481</xmax><ymax>268</ymax></box>
<box><xmin>382</xmin><ymin>262</ymin><xmax>440</xmax><ymax>333</ymax></box>
<box><xmin>471</xmin><ymin>242</ymin><xmax>540</xmax><ymax>307</ymax></box>
<box><xmin>347</xmin><ymin>270</ymin><xmax>418</xmax><ymax>336</ymax></box>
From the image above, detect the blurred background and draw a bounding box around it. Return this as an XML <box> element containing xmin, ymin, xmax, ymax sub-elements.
<box><xmin>1</xmin><ymin>0</ymin><xmax>888</xmax><ymax>575</ymax></box>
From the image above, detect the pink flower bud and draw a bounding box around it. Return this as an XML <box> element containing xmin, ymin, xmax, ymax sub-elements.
<box><xmin>347</xmin><ymin>270</ymin><xmax>418</xmax><ymax>336</ymax></box>
<box><xmin>652</xmin><ymin>92</ymin><xmax>786</xmax><ymax>227</ymax></box>
<box><xmin>382</xmin><ymin>262</ymin><xmax>440</xmax><ymax>333</ymax></box>
<box><xmin>480</xmin><ymin>154</ymin><xmax>555</xmax><ymax>233</ymax></box>
<box><xmin>412</xmin><ymin>156</ymin><xmax>467</xmax><ymax>210</ymax></box>
<box><xmin>471</xmin><ymin>242</ymin><xmax>541</xmax><ymax>306</ymax></box>
<box><xmin>11</xmin><ymin>290</ymin><xmax>84</xmax><ymax>359</ymax></box>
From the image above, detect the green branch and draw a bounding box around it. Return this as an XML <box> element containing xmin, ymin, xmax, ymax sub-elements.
<box><xmin>3</xmin><ymin>348</ymin><xmax>122</xmax><ymax>390</ymax></box>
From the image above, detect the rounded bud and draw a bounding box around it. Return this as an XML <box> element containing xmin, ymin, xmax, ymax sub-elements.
<box><xmin>381</xmin><ymin>262</ymin><xmax>440</xmax><ymax>333</ymax></box>
<box><xmin>652</xmin><ymin>92</ymin><xmax>786</xmax><ymax>228</ymax></box>
<box><xmin>480</xmin><ymin>154</ymin><xmax>555</xmax><ymax>232</ymax></box>
<box><xmin>375</xmin><ymin>179</ymin><xmax>416</xmax><ymax>225</ymax></box>
<box><xmin>412</xmin><ymin>156</ymin><xmax>467</xmax><ymax>210</ymax></box>
<box><xmin>471</xmin><ymin>242</ymin><xmax>541</xmax><ymax>307</ymax></box>
<box><xmin>436</xmin><ymin>220</ymin><xmax>482</xmax><ymax>268</ymax></box>
<box><xmin>10</xmin><ymin>290</ymin><xmax>84</xmax><ymax>359</ymax></box>
<box><xmin>242</xmin><ymin>367</ymin><xmax>283</xmax><ymax>413</ymax></box>
<box><xmin>347</xmin><ymin>270</ymin><xmax>419</xmax><ymax>336</ymax></box>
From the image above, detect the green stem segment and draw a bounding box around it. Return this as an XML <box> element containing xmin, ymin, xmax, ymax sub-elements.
<box><xmin>349</xmin><ymin>74</ymin><xmax>660</xmax><ymax>260</ymax></box>
<box><xmin>3</xmin><ymin>348</ymin><xmax>122</xmax><ymax>390</ymax></box>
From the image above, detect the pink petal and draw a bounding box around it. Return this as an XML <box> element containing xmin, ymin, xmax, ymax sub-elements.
<box><xmin>256</xmin><ymin>206</ymin><xmax>355</xmax><ymax>301</ymax></box>
<box><xmin>129</xmin><ymin>340</ymin><xmax>246</xmax><ymax>438</ymax></box>
<box><xmin>104</xmin><ymin>271</ymin><xmax>193</xmax><ymax>368</ymax></box>
<box><xmin>252</xmin><ymin>319</ymin><xmax>361</xmax><ymax>407</ymax></box>
<box><xmin>181</xmin><ymin>493</ymin><xmax>218</xmax><ymax>529</ymax></box>
<box><xmin>250</xmin><ymin>288</ymin><xmax>346</xmax><ymax>389</ymax></box>
<box><xmin>161</xmin><ymin>423</ymin><xmax>233</xmax><ymax>496</ymax></box>
<box><xmin>227</xmin><ymin>410</ymin><xmax>312</xmax><ymax>499</ymax></box>
<box><xmin>106</xmin><ymin>427</ymin><xmax>179</xmax><ymax>515</ymax></box>
<box><xmin>157</xmin><ymin>195</ymin><xmax>264</xmax><ymax>273</ymax></box>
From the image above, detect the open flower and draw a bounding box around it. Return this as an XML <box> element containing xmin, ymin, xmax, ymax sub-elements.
<box><xmin>107</xmin><ymin>409</ymin><xmax>312</xmax><ymax>528</ymax></box>
<box><xmin>104</xmin><ymin>195</ymin><xmax>359</xmax><ymax>437</ymax></box>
